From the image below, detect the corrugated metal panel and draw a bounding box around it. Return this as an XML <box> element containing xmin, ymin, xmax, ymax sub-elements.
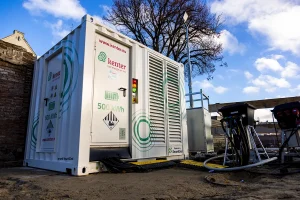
<box><xmin>148</xmin><ymin>55</ymin><xmax>165</xmax><ymax>143</ymax></box>
<box><xmin>24</xmin><ymin>23</ymin><xmax>86</xmax><ymax>166</ymax></box>
<box><xmin>166</xmin><ymin>63</ymin><xmax>182</xmax><ymax>143</ymax></box>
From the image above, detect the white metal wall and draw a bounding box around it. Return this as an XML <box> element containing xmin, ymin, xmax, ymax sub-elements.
<box><xmin>24</xmin><ymin>22</ymin><xmax>87</xmax><ymax>175</ymax></box>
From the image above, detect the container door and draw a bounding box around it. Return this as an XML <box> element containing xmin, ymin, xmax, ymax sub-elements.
<box><xmin>40</xmin><ymin>52</ymin><xmax>63</xmax><ymax>152</ymax></box>
<box><xmin>91</xmin><ymin>34</ymin><xmax>130</xmax><ymax>145</ymax></box>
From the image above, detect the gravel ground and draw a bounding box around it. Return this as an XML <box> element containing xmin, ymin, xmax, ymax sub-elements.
<box><xmin>1</xmin><ymin>167</ymin><xmax>300</xmax><ymax>200</ymax></box>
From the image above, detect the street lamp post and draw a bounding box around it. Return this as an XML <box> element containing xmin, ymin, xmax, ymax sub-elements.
<box><xmin>183</xmin><ymin>12</ymin><xmax>193</xmax><ymax>108</ymax></box>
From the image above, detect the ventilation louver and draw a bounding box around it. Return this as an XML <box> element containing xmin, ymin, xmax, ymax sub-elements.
<box><xmin>167</xmin><ymin>64</ymin><xmax>182</xmax><ymax>143</ymax></box>
<box><xmin>149</xmin><ymin>55</ymin><xmax>165</xmax><ymax>143</ymax></box>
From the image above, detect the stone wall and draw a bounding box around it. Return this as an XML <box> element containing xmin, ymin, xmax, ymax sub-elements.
<box><xmin>0</xmin><ymin>40</ymin><xmax>35</xmax><ymax>167</ymax></box>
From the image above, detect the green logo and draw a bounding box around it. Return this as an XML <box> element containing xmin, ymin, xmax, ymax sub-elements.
<box><xmin>168</xmin><ymin>148</ymin><xmax>172</xmax><ymax>153</ymax></box>
<box><xmin>105</xmin><ymin>91</ymin><xmax>119</xmax><ymax>101</ymax></box>
<box><xmin>48</xmin><ymin>72</ymin><xmax>52</xmax><ymax>81</ymax></box>
<box><xmin>98</xmin><ymin>52</ymin><xmax>107</xmax><ymax>62</ymax></box>
<box><xmin>48</xmin><ymin>101</ymin><xmax>55</xmax><ymax>111</ymax></box>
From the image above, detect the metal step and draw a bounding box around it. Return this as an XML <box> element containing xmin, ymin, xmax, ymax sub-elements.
<box><xmin>89</xmin><ymin>147</ymin><xmax>131</xmax><ymax>161</ymax></box>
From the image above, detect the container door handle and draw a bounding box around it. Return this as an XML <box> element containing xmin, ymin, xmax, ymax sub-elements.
<box><xmin>118</xmin><ymin>87</ymin><xmax>127</xmax><ymax>97</ymax></box>
<box><xmin>44</xmin><ymin>98</ymin><xmax>49</xmax><ymax>106</ymax></box>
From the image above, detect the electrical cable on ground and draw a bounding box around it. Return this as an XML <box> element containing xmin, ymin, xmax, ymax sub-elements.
<box><xmin>203</xmin><ymin>154</ymin><xmax>277</xmax><ymax>172</ymax></box>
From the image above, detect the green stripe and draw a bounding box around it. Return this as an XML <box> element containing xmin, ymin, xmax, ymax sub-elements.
<box><xmin>63</xmin><ymin>60</ymin><xmax>69</xmax><ymax>89</ymax></box>
<box><xmin>61</xmin><ymin>53</ymin><xmax>73</xmax><ymax>98</ymax></box>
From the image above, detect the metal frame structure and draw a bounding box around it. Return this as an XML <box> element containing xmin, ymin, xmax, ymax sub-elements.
<box><xmin>204</xmin><ymin>113</ymin><xmax>277</xmax><ymax>171</ymax></box>
<box><xmin>185</xmin><ymin>89</ymin><xmax>214</xmax><ymax>153</ymax></box>
<box><xmin>185</xmin><ymin>89</ymin><xmax>209</xmax><ymax>109</ymax></box>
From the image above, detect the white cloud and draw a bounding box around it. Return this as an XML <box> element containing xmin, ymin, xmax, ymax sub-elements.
<box><xmin>44</xmin><ymin>20</ymin><xmax>69</xmax><ymax>43</ymax></box>
<box><xmin>193</xmin><ymin>80</ymin><xmax>228</xmax><ymax>94</ymax></box>
<box><xmin>289</xmin><ymin>84</ymin><xmax>300</xmax><ymax>93</ymax></box>
<box><xmin>281</xmin><ymin>62</ymin><xmax>300</xmax><ymax>78</ymax></box>
<box><xmin>194</xmin><ymin>80</ymin><xmax>213</xmax><ymax>89</ymax></box>
<box><xmin>227</xmin><ymin>69</ymin><xmax>239</xmax><ymax>73</ymax></box>
<box><xmin>211</xmin><ymin>0</ymin><xmax>300</xmax><ymax>55</ymax></box>
<box><xmin>255</xmin><ymin>57</ymin><xmax>283</xmax><ymax>72</ymax></box>
<box><xmin>265</xmin><ymin>87</ymin><xmax>277</xmax><ymax>93</ymax></box>
<box><xmin>214</xmin><ymin>86</ymin><xmax>228</xmax><ymax>94</ymax></box>
<box><xmin>218</xmin><ymin>30</ymin><xmax>245</xmax><ymax>55</ymax></box>
<box><xmin>99</xmin><ymin>4</ymin><xmax>111</xmax><ymax>15</ymax></box>
<box><xmin>92</xmin><ymin>15</ymin><xmax>105</xmax><ymax>24</ymax></box>
<box><xmin>216</xmin><ymin>75</ymin><xmax>224</xmax><ymax>80</ymax></box>
<box><xmin>211</xmin><ymin>0</ymin><xmax>288</xmax><ymax>24</ymax></box>
<box><xmin>23</xmin><ymin>0</ymin><xmax>86</xmax><ymax>20</ymax></box>
<box><xmin>244</xmin><ymin>71</ymin><xmax>253</xmax><ymax>80</ymax></box>
<box><xmin>254</xmin><ymin>56</ymin><xmax>300</xmax><ymax>78</ymax></box>
<box><xmin>271</xmin><ymin>54</ymin><xmax>285</xmax><ymax>60</ymax></box>
<box><xmin>249</xmin><ymin>6</ymin><xmax>300</xmax><ymax>55</ymax></box>
<box><xmin>243</xmin><ymin>86</ymin><xmax>260</xmax><ymax>94</ymax></box>
<box><xmin>252</xmin><ymin>75</ymin><xmax>291</xmax><ymax>92</ymax></box>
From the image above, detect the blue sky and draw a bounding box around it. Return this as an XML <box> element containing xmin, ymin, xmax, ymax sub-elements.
<box><xmin>1</xmin><ymin>0</ymin><xmax>300</xmax><ymax>121</ymax></box>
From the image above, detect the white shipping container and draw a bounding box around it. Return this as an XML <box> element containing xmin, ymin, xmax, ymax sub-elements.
<box><xmin>24</xmin><ymin>14</ymin><xmax>188</xmax><ymax>176</ymax></box>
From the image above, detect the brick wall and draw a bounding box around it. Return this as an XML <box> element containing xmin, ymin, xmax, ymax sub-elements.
<box><xmin>0</xmin><ymin>40</ymin><xmax>35</xmax><ymax>167</ymax></box>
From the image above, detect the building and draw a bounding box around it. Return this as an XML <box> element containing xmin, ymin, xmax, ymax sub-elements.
<box><xmin>0</xmin><ymin>31</ymin><xmax>36</xmax><ymax>167</ymax></box>
<box><xmin>1</xmin><ymin>30</ymin><xmax>36</xmax><ymax>57</ymax></box>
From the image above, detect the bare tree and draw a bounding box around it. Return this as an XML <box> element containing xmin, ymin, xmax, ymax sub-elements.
<box><xmin>104</xmin><ymin>0</ymin><xmax>226</xmax><ymax>79</ymax></box>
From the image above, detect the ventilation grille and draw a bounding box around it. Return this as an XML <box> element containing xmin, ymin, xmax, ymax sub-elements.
<box><xmin>149</xmin><ymin>55</ymin><xmax>165</xmax><ymax>143</ymax></box>
<box><xmin>167</xmin><ymin>64</ymin><xmax>182</xmax><ymax>143</ymax></box>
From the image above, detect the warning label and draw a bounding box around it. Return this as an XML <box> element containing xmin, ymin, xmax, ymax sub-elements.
<box><xmin>103</xmin><ymin>111</ymin><xmax>119</xmax><ymax>130</ymax></box>
<box><xmin>46</xmin><ymin>120</ymin><xmax>54</xmax><ymax>136</ymax></box>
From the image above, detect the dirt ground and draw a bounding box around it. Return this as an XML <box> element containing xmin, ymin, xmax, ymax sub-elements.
<box><xmin>1</xmin><ymin>167</ymin><xmax>300</xmax><ymax>200</ymax></box>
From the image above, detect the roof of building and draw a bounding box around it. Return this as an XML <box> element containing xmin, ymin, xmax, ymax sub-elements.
<box><xmin>1</xmin><ymin>30</ymin><xmax>36</xmax><ymax>57</ymax></box>
<box><xmin>0</xmin><ymin>40</ymin><xmax>36</xmax><ymax>66</ymax></box>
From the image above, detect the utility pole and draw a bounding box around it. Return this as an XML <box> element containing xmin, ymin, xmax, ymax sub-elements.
<box><xmin>183</xmin><ymin>12</ymin><xmax>193</xmax><ymax>108</ymax></box>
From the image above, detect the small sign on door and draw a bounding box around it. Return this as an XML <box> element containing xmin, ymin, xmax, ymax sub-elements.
<box><xmin>119</xmin><ymin>128</ymin><xmax>126</xmax><ymax>140</ymax></box>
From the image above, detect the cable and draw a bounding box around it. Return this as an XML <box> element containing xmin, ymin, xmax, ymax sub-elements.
<box><xmin>203</xmin><ymin>154</ymin><xmax>277</xmax><ymax>172</ymax></box>
<box><xmin>278</xmin><ymin>127</ymin><xmax>299</xmax><ymax>162</ymax></box>
<box><xmin>238</xmin><ymin>119</ymin><xmax>250</xmax><ymax>165</ymax></box>
<box><xmin>272</xmin><ymin>113</ymin><xmax>280</xmax><ymax>148</ymax></box>
<box><xmin>221</xmin><ymin>115</ymin><xmax>250</xmax><ymax>166</ymax></box>
<box><xmin>221</xmin><ymin>118</ymin><xmax>241</xmax><ymax>165</ymax></box>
